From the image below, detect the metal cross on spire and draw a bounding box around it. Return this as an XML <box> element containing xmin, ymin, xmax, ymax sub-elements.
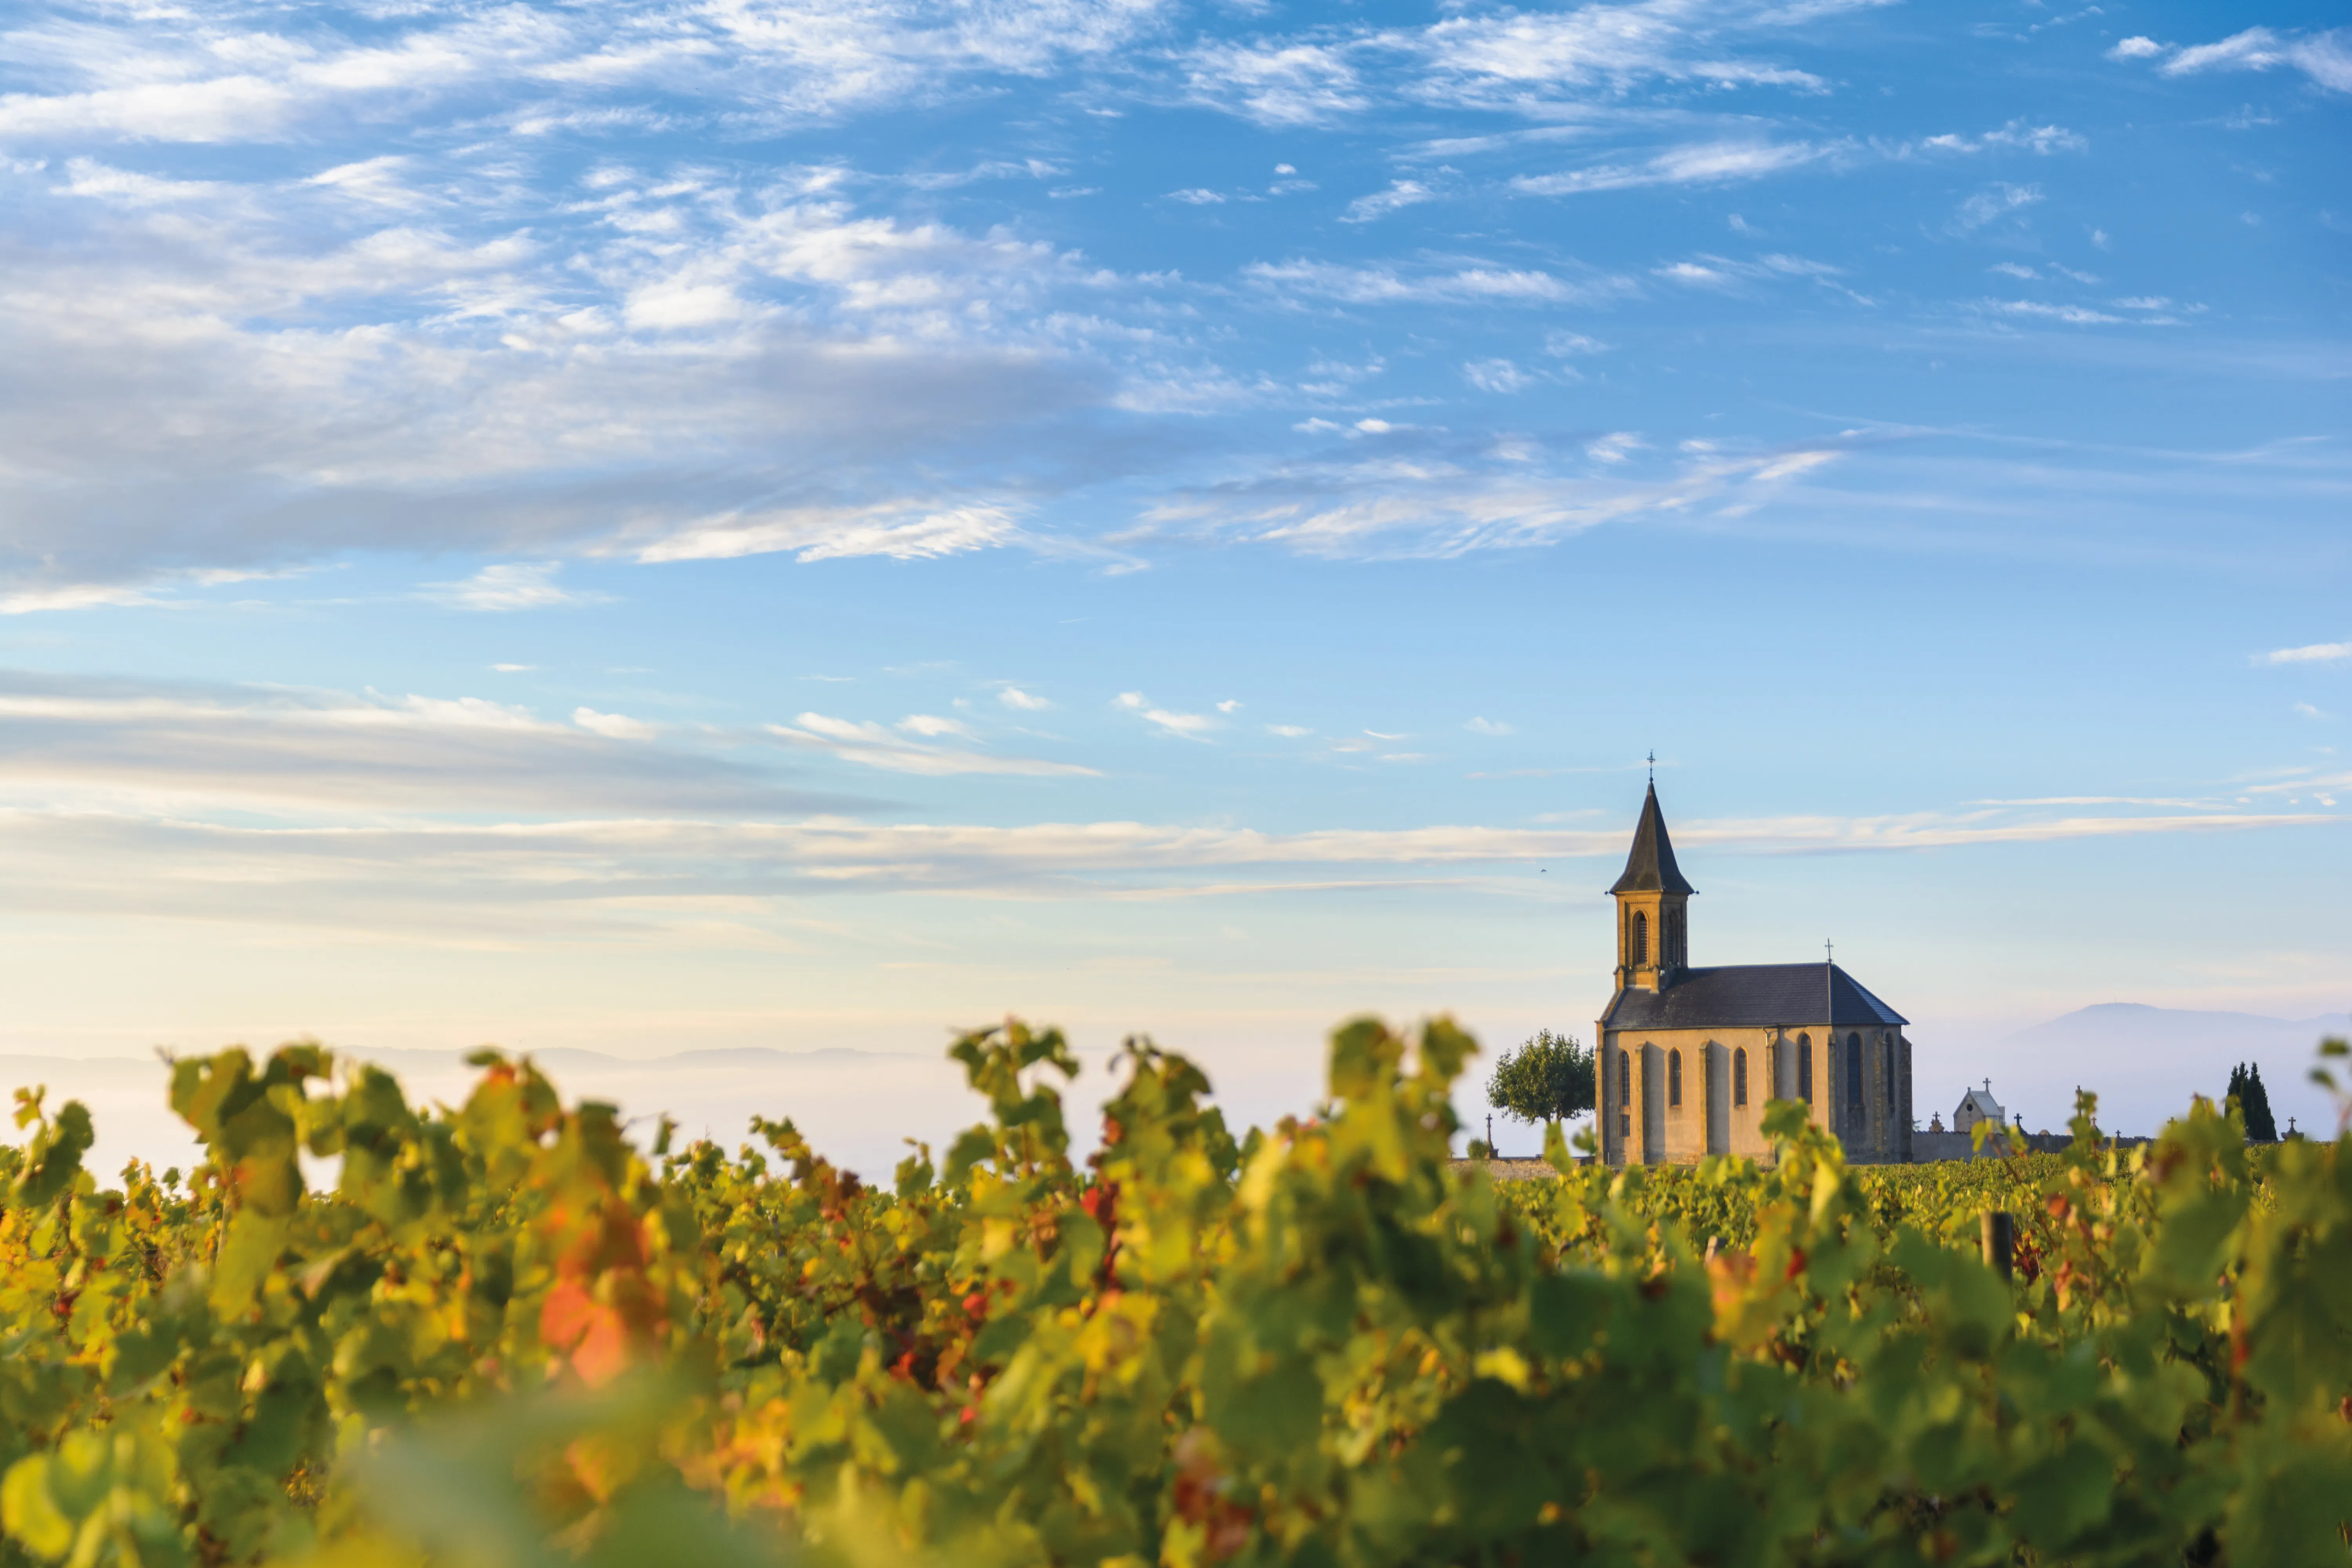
<box><xmin>1646</xmin><ymin>750</ymin><xmax>1655</xmax><ymax>784</ymax></box>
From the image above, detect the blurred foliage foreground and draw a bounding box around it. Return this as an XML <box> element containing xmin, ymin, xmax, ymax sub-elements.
<box><xmin>1</xmin><ymin>1022</ymin><xmax>2349</xmax><ymax>1568</ymax></box>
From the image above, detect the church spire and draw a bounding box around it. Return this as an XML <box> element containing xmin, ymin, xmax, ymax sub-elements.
<box><xmin>1609</xmin><ymin>782</ymin><xmax>1694</xmax><ymax>992</ymax></box>
<box><xmin>1609</xmin><ymin>782</ymin><xmax>1695</xmax><ymax>896</ymax></box>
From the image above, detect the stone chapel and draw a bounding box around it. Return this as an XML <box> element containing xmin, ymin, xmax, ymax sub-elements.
<box><xmin>1596</xmin><ymin>784</ymin><xmax>1915</xmax><ymax>1166</ymax></box>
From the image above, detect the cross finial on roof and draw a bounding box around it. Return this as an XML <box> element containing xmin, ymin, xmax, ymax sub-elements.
<box><xmin>1825</xmin><ymin>938</ymin><xmax>1833</xmax><ymax>964</ymax></box>
<box><xmin>1984</xmin><ymin>1078</ymin><xmax>1991</xmax><ymax>1093</ymax></box>
<box><xmin>1646</xmin><ymin>750</ymin><xmax>1655</xmax><ymax>784</ymax></box>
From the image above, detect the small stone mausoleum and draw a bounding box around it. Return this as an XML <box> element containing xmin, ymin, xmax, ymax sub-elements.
<box><xmin>1596</xmin><ymin>784</ymin><xmax>1914</xmax><ymax>1166</ymax></box>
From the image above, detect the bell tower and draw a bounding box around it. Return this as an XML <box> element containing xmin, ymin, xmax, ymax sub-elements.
<box><xmin>1610</xmin><ymin>780</ymin><xmax>1694</xmax><ymax>992</ymax></box>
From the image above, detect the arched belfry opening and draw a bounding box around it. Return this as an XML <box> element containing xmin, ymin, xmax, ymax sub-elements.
<box><xmin>1610</xmin><ymin>781</ymin><xmax>1693</xmax><ymax>993</ymax></box>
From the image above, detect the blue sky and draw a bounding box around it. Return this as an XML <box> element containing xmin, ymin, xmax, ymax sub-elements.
<box><xmin>0</xmin><ymin>0</ymin><xmax>2345</xmax><ymax>1156</ymax></box>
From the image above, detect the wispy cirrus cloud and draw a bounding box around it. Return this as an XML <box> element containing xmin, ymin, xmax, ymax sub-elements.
<box><xmin>2109</xmin><ymin>27</ymin><xmax>2352</xmax><ymax>93</ymax></box>
<box><xmin>0</xmin><ymin>667</ymin><xmax>2339</xmax><ymax>944</ymax></box>
<box><xmin>1179</xmin><ymin>40</ymin><xmax>1367</xmax><ymax>126</ymax></box>
<box><xmin>1137</xmin><ymin>436</ymin><xmax>1844</xmax><ymax>559</ymax></box>
<box><xmin>0</xmin><ymin>0</ymin><xmax>1181</xmax><ymax>145</ymax></box>
<box><xmin>1514</xmin><ymin>139</ymin><xmax>1844</xmax><ymax>196</ymax></box>
<box><xmin>425</xmin><ymin>562</ymin><xmax>608</xmax><ymax>611</ymax></box>
<box><xmin>0</xmin><ymin>671</ymin><xmax>829</xmax><ymax>815</ymax></box>
<box><xmin>1243</xmin><ymin>257</ymin><xmax>1630</xmax><ymax>305</ymax></box>
<box><xmin>1342</xmin><ymin>179</ymin><xmax>1436</xmax><ymax>222</ymax></box>
<box><xmin>1949</xmin><ymin>181</ymin><xmax>2043</xmax><ymax>231</ymax></box>
<box><xmin>631</xmin><ymin>503</ymin><xmax>1027</xmax><ymax>565</ymax></box>
<box><xmin>768</xmin><ymin>712</ymin><xmax>1098</xmax><ymax>776</ymax></box>
<box><xmin>0</xmin><ymin>793</ymin><xmax>2336</xmax><ymax>931</ymax></box>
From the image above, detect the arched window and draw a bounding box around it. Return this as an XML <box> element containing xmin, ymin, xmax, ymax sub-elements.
<box><xmin>1632</xmin><ymin>910</ymin><xmax>1648</xmax><ymax>964</ymax></box>
<box><xmin>1668</xmin><ymin>1049</ymin><xmax>1683</xmax><ymax>1107</ymax></box>
<box><xmin>1797</xmin><ymin>1033</ymin><xmax>1813</xmax><ymax>1103</ymax></box>
<box><xmin>1847</xmin><ymin>1033</ymin><xmax>1864</xmax><ymax>1109</ymax></box>
<box><xmin>1733</xmin><ymin>1047</ymin><xmax>1748</xmax><ymax>1107</ymax></box>
<box><xmin>1617</xmin><ymin>1049</ymin><xmax>1632</xmax><ymax>1135</ymax></box>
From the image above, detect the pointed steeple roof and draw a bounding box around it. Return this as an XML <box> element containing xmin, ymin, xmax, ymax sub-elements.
<box><xmin>1608</xmin><ymin>783</ymin><xmax>1695</xmax><ymax>895</ymax></box>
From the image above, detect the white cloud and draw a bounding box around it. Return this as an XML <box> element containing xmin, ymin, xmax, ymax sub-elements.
<box><xmin>492</xmin><ymin>664</ymin><xmax>537</xmax><ymax>673</ymax></box>
<box><xmin>574</xmin><ymin>706</ymin><xmax>656</xmax><ymax>740</ymax></box>
<box><xmin>424</xmin><ymin>563</ymin><xmax>606</xmax><ymax>612</ymax></box>
<box><xmin>769</xmin><ymin>712</ymin><xmax>1097</xmax><ymax>776</ymax></box>
<box><xmin>635</xmin><ymin>504</ymin><xmax>1025</xmax><ymax>565</ymax></box>
<box><xmin>1180</xmin><ymin>40</ymin><xmax>1367</xmax><ymax>126</ymax></box>
<box><xmin>58</xmin><ymin>158</ymin><xmax>228</xmax><ymax>205</ymax></box>
<box><xmin>1463</xmin><ymin>717</ymin><xmax>1512</xmax><ymax>735</ymax></box>
<box><xmin>1245</xmin><ymin>258</ymin><xmax>1624</xmax><ymax>305</ymax></box>
<box><xmin>0</xmin><ymin>671</ymin><xmax>807</xmax><ymax>817</ymax></box>
<box><xmin>0</xmin><ymin>801</ymin><xmax>2331</xmax><ymax>941</ymax></box>
<box><xmin>2158</xmin><ymin>27</ymin><xmax>2352</xmax><ymax>92</ymax></box>
<box><xmin>0</xmin><ymin>0</ymin><xmax>1179</xmax><ymax>148</ymax></box>
<box><xmin>1216</xmin><ymin>699</ymin><xmax>1242</xmax><ymax>713</ymax></box>
<box><xmin>1919</xmin><ymin>120</ymin><xmax>2086</xmax><ymax>156</ymax></box>
<box><xmin>998</xmin><ymin>686</ymin><xmax>1053</xmax><ymax>711</ymax></box>
<box><xmin>1411</xmin><ymin>2</ymin><xmax>1834</xmax><ymax>102</ymax></box>
<box><xmin>1142</xmin><ymin>437</ymin><xmax>1844</xmax><ymax>560</ymax></box>
<box><xmin>1990</xmin><ymin>261</ymin><xmax>2038</xmax><ymax>279</ymax></box>
<box><xmin>1984</xmin><ymin>299</ymin><xmax>2127</xmax><ymax>325</ymax></box>
<box><xmin>2109</xmin><ymin>36</ymin><xmax>2167</xmax><ymax>60</ymax></box>
<box><xmin>1266</xmin><ymin>724</ymin><xmax>1310</xmax><ymax>738</ymax></box>
<box><xmin>303</xmin><ymin>156</ymin><xmax>427</xmax><ymax>209</ymax></box>
<box><xmin>1657</xmin><ymin>261</ymin><xmax>1726</xmax><ymax>286</ymax></box>
<box><xmin>1167</xmin><ymin>188</ymin><xmax>1227</xmax><ymax>205</ymax></box>
<box><xmin>1463</xmin><ymin>358</ymin><xmax>1532</xmax><ymax>393</ymax></box>
<box><xmin>1951</xmin><ymin>182</ymin><xmax>2043</xmax><ymax>231</ymax></box>
<box><xmin>0</xmin><ymin>146</ymin><xmax>1129</xmax><ymax>599</ymax></box>
<box><xmin>0</xmin><ymin>676</ymin><xmax>2337</xmax><ymax>934</ymax></box>
<box><xmin>1515</xmin><ymin>140</ymin><xmax>1840</xmax><ymax>197</ymax></box>
<box><xmin>898</xmin><ymin>713</ymin><xmax>975</xmax><ymax>739</ymax></box>
<box><xmin>1343</xmin><ymin>180</ymin><xmax>1434</xmax><ymax>222</ymax></box>
<box><xmin>1116</xmin><ymin>691</ymin><xmax>1218</xmax><ymax>740</ymax></box>
<box><xmin>2262</xmin><ymin>641</ymin><xmax>2352</xmax><ymax>665</ymax></box>
<box><xmin>1586</xmin><ymin>432</ymin><xmax>1644</xmax><ymax>464</ymax></box>
<box><xmin>2294</xmin><ymin>702</ymin><xmax>2328</xmax><ymax>719</ymax></box>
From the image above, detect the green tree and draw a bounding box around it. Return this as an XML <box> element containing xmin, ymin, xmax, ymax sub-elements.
<box><xmin>1485</xmin><ymin>1027</ymin><xmax>1593</xmax><ymax>1129</ymax></box>
<box><xmin>2227</xmin><ymin>1060</ymin><xmax>2279</xmax><ymax>1142</ymax></box>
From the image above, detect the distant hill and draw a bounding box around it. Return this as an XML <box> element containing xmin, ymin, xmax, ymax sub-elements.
<box><xmin>1921</xmin><ymin>1003</ymin><xmax>2349</xmax><ymax>1142</ymax></box>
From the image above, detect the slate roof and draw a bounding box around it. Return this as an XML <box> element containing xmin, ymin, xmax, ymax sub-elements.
<box><xmin>1602</xmin><ymin>964</ymin><xmax>1909</xmax><ymax>1031</ymax></box>
<box><xmin>1607</xmin><ymin>783</ymin><xmax>1695</xmax><ymax>895</ymax></box>
<box><xmin>1956</xmin><ymin>1088</ymin><xmax>2004</xmax><ymax>1124</ymax></box>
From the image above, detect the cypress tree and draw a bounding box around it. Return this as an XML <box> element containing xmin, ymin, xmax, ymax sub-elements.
<box><xmin>2240</xmin><ymin>1062</ymin><xmax>2278</xmax><ymax>1142</ymax></box>
<box><xmin>2225</xmin><ymin>1062</ymin><xmax>2279</xmax><ymax>1142</ymax></box>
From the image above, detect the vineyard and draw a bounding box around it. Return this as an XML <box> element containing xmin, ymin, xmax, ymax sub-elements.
<box><xmin>2</xmin><ymin>1018</ymin><xmax>2349</xmax><ymax>1568</ymax></box>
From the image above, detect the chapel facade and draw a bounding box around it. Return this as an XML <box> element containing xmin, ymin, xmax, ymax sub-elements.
<box><xmin>1595</xmin><ymin>784</ymin><xmax>1914</xmax><ymax>1167</ymax></box>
